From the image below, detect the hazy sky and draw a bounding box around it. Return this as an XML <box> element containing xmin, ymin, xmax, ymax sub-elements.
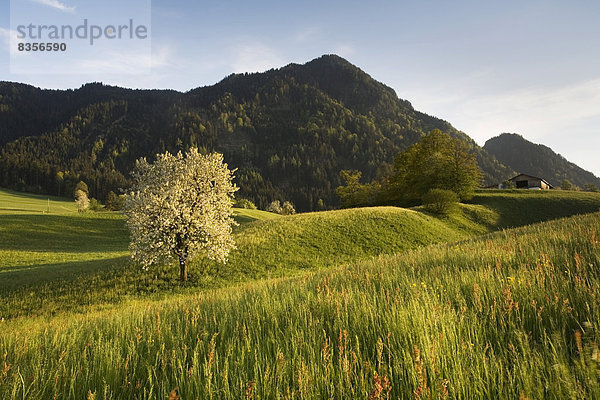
<box><xmin>1</xmin><ymin>0</ymin><xmax>599</xmax><ymax>177</ymax></box>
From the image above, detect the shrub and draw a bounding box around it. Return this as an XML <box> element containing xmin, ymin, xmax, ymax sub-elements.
<box><xmin>235</xmin><ymin>198</ymin><xmax>257</xmax><ymax>209</ymax></box>
<box><xmin>267</xmin><ymin>200</ymin><xmax>296</xmax><ymax>215</ymax></box>
<box><xmin>281</xmin><ymin>201</ymin><xmax>296</xmax><ymax>215</ymax></box>
<box><xmin>422</xmin><ymin>189</ymin><xmax>459</xmax><ymax>216</ymax></box>
<box><xmin>501</xmin><ymin>180</ymin><xmax>515</xmax><ymax>189</ymax></box>
<box><xmin>88</xmin><ymin>198</ymin><xmax>104</xmax><ymax>211</ymax></box>
<box><xmin>105</xmin><ymin>191</ymin><xmax>119</xmax><ymax>211</ymax></box>
<box><xmin>561</xmin><ymin>179</ymin><xmax>575</xmax><ymax>191</ymax></box>
<box><xmin>266</xmin><ymin>200</ymin><xmax>282</xmax><ymax>214</ymax></box>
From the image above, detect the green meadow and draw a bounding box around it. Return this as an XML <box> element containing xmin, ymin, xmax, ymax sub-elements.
<box><xmin>0</xmin><ymin>189</ymin><xmax>484</xmax><ymax>319</ymax></box>
<box><xmin>1</xmin><ymin>188</ymin><xmax>600</xmax><ymax>398</ymax></box>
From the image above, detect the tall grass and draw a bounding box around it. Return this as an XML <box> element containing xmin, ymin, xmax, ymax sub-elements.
<box><xmin>1</xmin><ymin>212</ymin><xmax>599</xmax><ymax>398</ymax></box>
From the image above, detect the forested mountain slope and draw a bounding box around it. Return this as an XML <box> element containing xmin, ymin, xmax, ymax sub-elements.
<box><xmin>1</xmin><ymin>55</ymin><xmax>515</xmax><ymax>210</ymax></box>
<box><xmin>484</xmin><ymin>133</ymin><xmax>600</xmax><ymax>188</ymax></box>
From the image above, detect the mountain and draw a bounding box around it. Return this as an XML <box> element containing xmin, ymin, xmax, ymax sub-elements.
<box><xmin>0</xmin><ymin>55</ymin><xmax>514</xmax><ymax>211</ymax></box>
<box><xmin>483</xmin><ymin>133</ymin><xmax>600</xmax><ymax>188</ymax></box>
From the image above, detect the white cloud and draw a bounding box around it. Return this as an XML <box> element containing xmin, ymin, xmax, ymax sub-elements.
<box><xmin>398</xmin><ymin>77</ymin><xmax>600</xmax><ymax>176</ymax></box>
<box><xmin>230</xmin><ymin>42</ymin><xmax>286</xmax><ymax>74</ymax></box>
<box><xmin>456</xmin><ymin>80</ymin><xmax>600</xmax><ymax>143</ymax></box>
<box><xmin>68</xmin><ymin>44</ymin><xmax>186</xmax><ymax>76</ymax></box>
<box><xmin>399</xmin><ymin>77</ymin><xmax>600</xmax><ymax>144</ymax></box>
<box><xmin>30</xmin><ymin>0</ymin><xmax>75</xmax><ymax>13</ymax></box>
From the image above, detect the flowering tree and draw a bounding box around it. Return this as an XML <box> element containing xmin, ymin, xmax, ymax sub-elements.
<box><xmin>124</xmin><ymin>149</ymin><xmax>238</xmax><ymax>281</ymax></box>
<box><xmin>74</xmin><ymin>189</ymin><xmax>89</xmax><ymax>212</ymax></box>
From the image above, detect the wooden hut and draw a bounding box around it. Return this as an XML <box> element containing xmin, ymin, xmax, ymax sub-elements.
<box><xmin>508</xmin><ymin>174</ymin><xmax>553</xmax><ymax>190</ymax></box>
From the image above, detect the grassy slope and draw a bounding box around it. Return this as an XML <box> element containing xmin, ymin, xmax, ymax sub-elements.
<box><xmin>233</xmin><ymin>207</ymin><xmax>281</xmax><ymax>224</ymax></box>
<box><xmin>471</xmin><ymin>189</ymin><xmax>600</xmax><ymax>228</ymax></box>
<box><xmin>0</xmin><ymin>190</ymin><xmax>467</xmax><ymax>319</ymax></box>
<box><xmin>1</xmin><ymin>211</ymin><xmax>599</xmax><ymax>398</ymax></box>
<box><xmin>0</xmin><ymin>190</ymin><xmax>129</xmax><ymax>290</ymax></box>
<box><xmin>2</xmin><ymin>188</ymin><xmax>600</xmax><ymax>319</ymax></box>
<box><xmin>204</xmin><ymin>207</ymin><xmax>466</xmax><ymax>281</ymax></box>
<box><xmin>0</xmin><ymin>188</ymin><xmax>78</xmax><ymax>214</ymax></box>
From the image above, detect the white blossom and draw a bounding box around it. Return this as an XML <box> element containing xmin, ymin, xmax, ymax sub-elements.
<box><xmin>123</xmin><ymin>149</ymin><xmax>238</xmax><ymax>281</ymax></box>
<box><xmin>74</xmin><ymin>189</ymin><xmax>89</xmax><ymax>213</ymax></box>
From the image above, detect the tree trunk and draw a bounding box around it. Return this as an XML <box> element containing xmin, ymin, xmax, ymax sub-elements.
<box><xmin>179</xmin><ymin>256</ymin><xmax>187</xmax><ymax>282</ymax></box>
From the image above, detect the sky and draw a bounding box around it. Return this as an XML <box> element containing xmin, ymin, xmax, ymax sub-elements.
<box><xmin>1</xmin><ymin>0</ymin><xmax>599</xmax><ymax>177</ymax></box>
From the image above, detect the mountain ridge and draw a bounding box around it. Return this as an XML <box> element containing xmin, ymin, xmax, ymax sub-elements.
<box><xmin>483</xmin><ymin>133</ymin><xmax>600</xmax><ymax>188</ymax></box>
<box><xmin>2</xmin><ymin>55</ymin><xmax>586</xmax><ymax>210</ymax></box>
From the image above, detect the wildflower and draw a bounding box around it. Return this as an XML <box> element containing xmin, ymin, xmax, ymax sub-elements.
<box><xmin>368</xmin><ymin>371</ymin><xmax>391</xmax><ymax>400</ymax></box>
<box><xmin>245</xmin><ymin>381</ymin><xmax>256</xmax><ymax>399</ymax></box>
<box><xmin>168</xmin><ymin>388</ymin><xmax>179</xmax><ymax>400</ymax></box>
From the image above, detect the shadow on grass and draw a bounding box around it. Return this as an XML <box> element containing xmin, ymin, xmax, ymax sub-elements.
<box><xmin>472</xmin><ymin>193</ymin><xmax>600</xmax><ymax>229</ymax></box>
<box><xmin>0</xmin><ymin>256</ymin><xmax>129</xmax><ymax>293</ymax></box>
<box><xmin>0</xmin><ymin>214</ymin><xmax>129</xmax><ymax>253</ymax></box>
<box><xmin>0</xmin><ymin>208</ymin><xmax>41</xmax><ymax>213</ymax></box>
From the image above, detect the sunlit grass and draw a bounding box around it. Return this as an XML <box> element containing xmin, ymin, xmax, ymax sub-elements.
<box><xmin>0</xmin><ymin>190</ymin><xmax>472</xmax><ymax>319</ymax></box>
<box><xmin>1</xmin><ymin>188</ymin><xmax>600</xmax><ymax>397</ymax></box>
<box><xmin>1</xmin><ymin>212</ymin><xmax>599</xmax><ymax>398</ymax></box>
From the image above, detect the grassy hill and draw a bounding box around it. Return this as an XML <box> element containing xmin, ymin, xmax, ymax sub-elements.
<box><xmin>208</xmin><ymin>207</ymin><xmax>467</xmax><ymax>281</ymax></box>
<box><xmin>2</xmin><ymin>188</ymin><xmax>600</xmax><ymax>321</ymax></box>
<box><xmin>0</xmin><ymin>189</ymin><xmax>472</xmax><ymax>319</ymax></box>
<box><xmin>0</xmin><ymin>189</ymin><xmax>128</xmax><ymax>289</ymax></box>
<box><xmin>1</xmin><ymin>208</ymin><xmax>599</xmax><ymax>398</ymax></box>
<box><xmin>0</xmin><ymin>189</ymin><xmax>277</xmax><ymax>317</ymax></box>
<box><xmin>470</xmin><ymin>189</ymin><xmax>600</xmax><ymax>228</ymax></box>
<box><xmin>232</xmin><ymin>207</ymin><xmax>281</xmax><ymax>224</ymax></box>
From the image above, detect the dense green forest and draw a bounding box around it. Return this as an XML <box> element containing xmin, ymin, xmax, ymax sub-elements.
<box><xmin>484</xmin><ymin>133</ymin><xmax>600</xmax><ymax>188</ymax></box>
<box><xmin>1</xmin><ymin>55</ymin><xmax>519</xmax><ymax>210</ymax></box>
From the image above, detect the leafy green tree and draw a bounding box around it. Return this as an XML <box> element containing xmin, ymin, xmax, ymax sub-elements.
<box><xmin>386</xmin><ymin>130</ymin><xmax>481</xmax><ymax>205</ymax></box>
<box><xmin>561</xmin><ymin>179</ymin><xmax>575</xmax><ymax>191</ymax></box>
<box><xmin>234</xmin><ymin>198</ymin><xmax>257</xmax><ymax>209</ymax></box>
<box><xmin>336</xmin><ymin>170</ymin><xmax>373</xmax><ymax>208</ymax></box>
<box><xmin>88</xmin><ymin>198</ymin><xmax>104</xmax><ymax>211</ymax></box>
<box><xmin>105</xmin><ymin>191</ymin><xmax>118</xmax><ymax>211</ymax></box>
<box><xmin>583</xmin><ymin>183</ymin><xmax>599</xmax><ymax>192</ymax></box>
